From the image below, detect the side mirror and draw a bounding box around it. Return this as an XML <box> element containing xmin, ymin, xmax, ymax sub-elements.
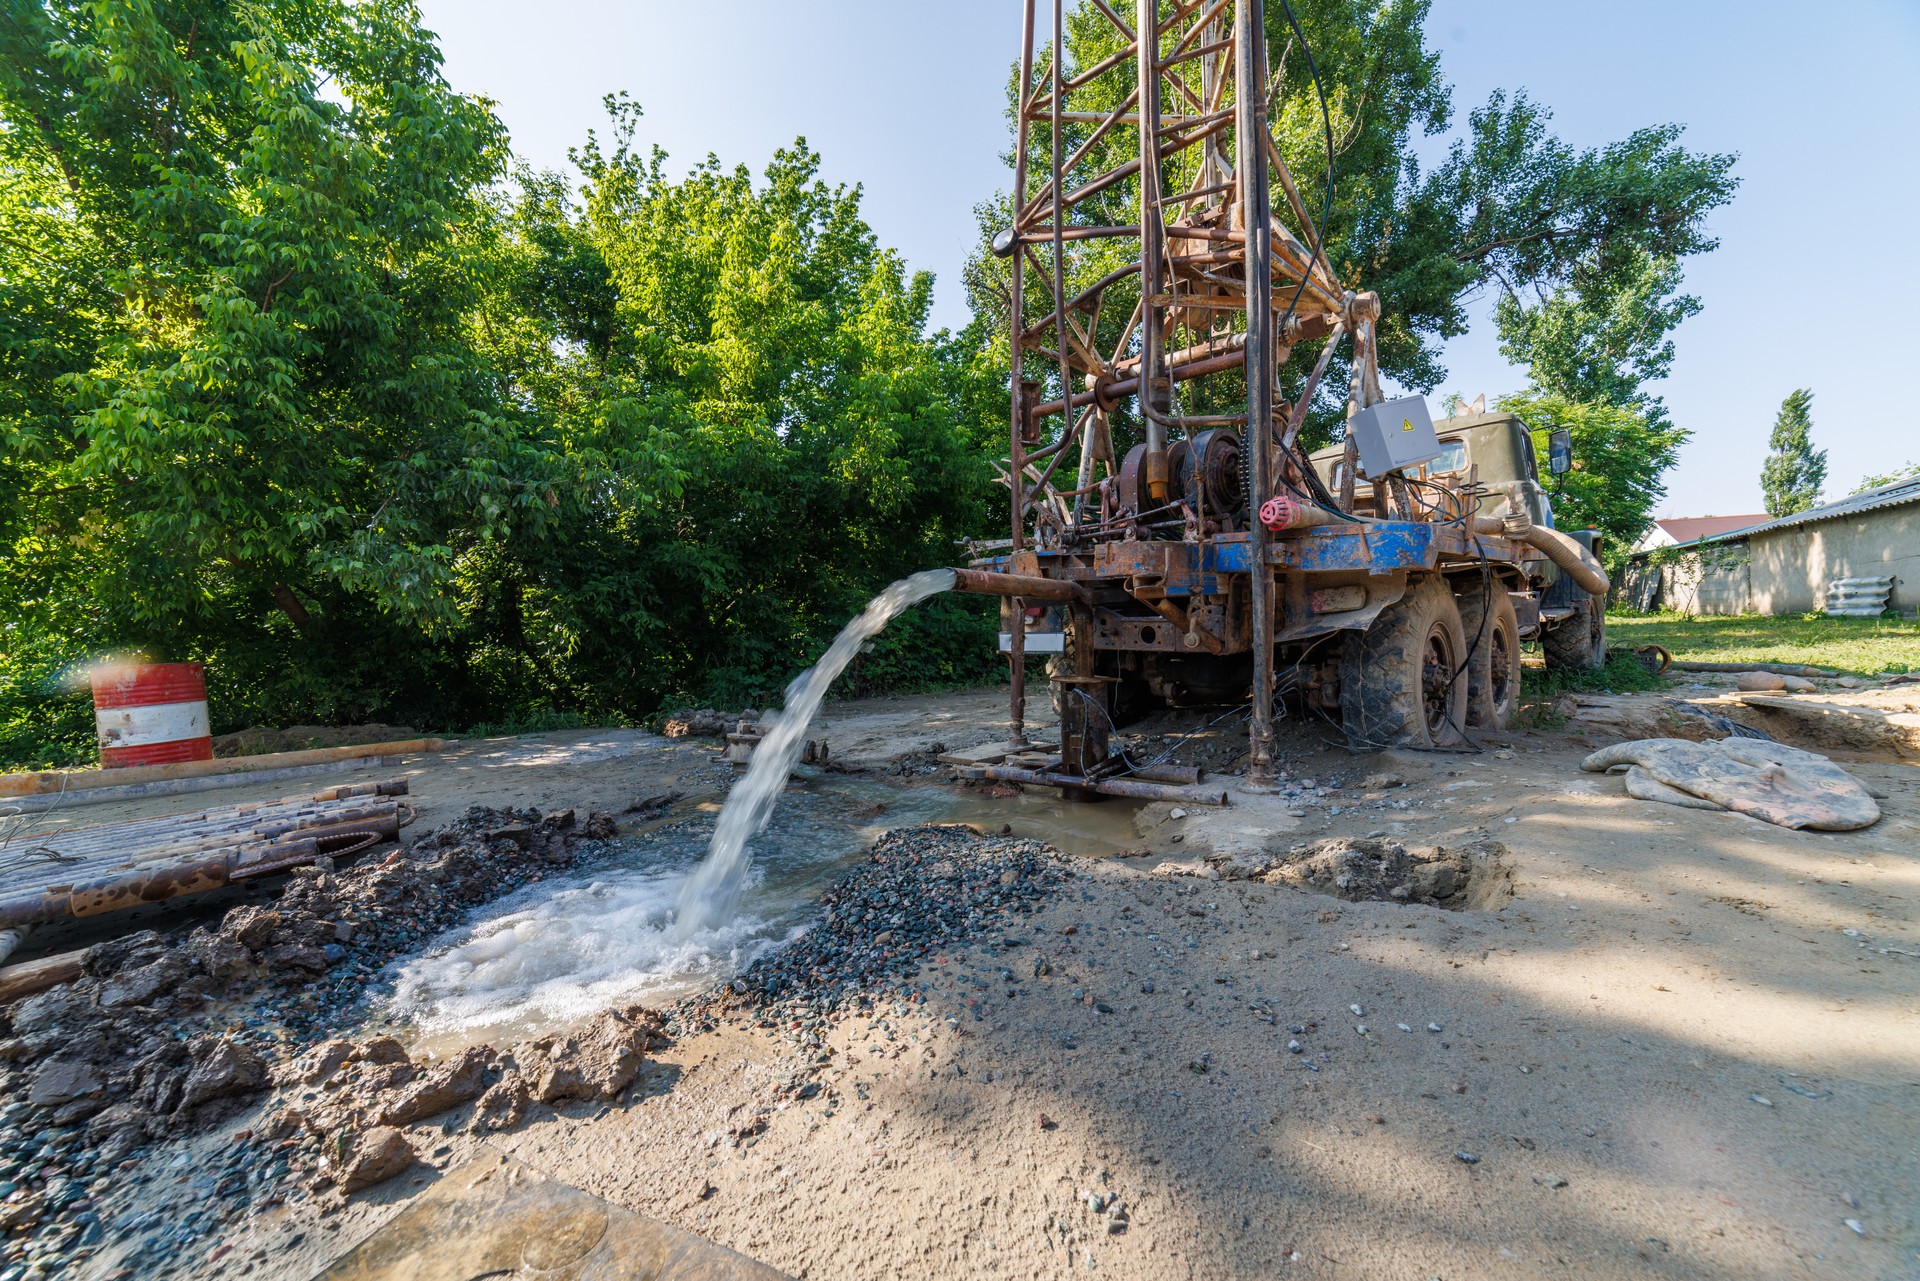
<box><xmin>1547</xmin><ymin>428</ymin><xmax>1573</xmax><ymax>476</ymax></box>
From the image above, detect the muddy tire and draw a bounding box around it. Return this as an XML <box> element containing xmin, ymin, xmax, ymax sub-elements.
<box><xmin>1338</xmin><ymin>576</ymin><xmax>1469</xmax><ymax>750</ymax></box>
<box><xmin>1543</xmin><ymin>592</ymin><xmax>1608</xmax><ymax>672</ymax></box>
<box><xmin>1457</xmin><ymin>580</ymin><xmax>1521</xmax><ymax>729</ymax></box>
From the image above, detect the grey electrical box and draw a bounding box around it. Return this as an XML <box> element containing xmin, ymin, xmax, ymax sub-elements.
<box><xmin>1346</xmin><ymin>395</ymin><xmax>1441</xmax><ymax>478</ymax></box>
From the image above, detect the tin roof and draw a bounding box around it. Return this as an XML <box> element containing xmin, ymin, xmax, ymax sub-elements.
<box><xmin>1629</xmin><ymin>476</ymin><xmax>1920</xmax><ymax>558</ymax></box>
<box><xmin>1735</xmin><ymin>476</ymin><xmax>1920</xmax><ymax>538</ymax></box>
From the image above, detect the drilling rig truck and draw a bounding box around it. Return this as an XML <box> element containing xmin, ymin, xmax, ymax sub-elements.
<box><xmin>948</xmin><ymin>0</ymin><xmax>1612</xmax><ymax>796</ymax></box>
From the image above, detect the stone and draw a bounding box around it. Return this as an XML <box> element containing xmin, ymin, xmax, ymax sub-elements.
<box><xmin>223</xmin><ymin>906</ymin><xmax>284</xmax><ymax>951</ymax></box>
<box><xmin>1736</xmin><ymin>671</ymin><xmax>1787</xmax><ymax>692</ymax></box>
<box><xmin>377</xmin><ymin>1047</ymin><xmax>495</xmax><ymax>1126</ymax></box>
<box><xmin>257</xmin><ymin>943</ymin><xmax>330</xmax><ymax>973</ymax></box>
<box><xmin>1780</xmin><ymin>674</ymin><xmax>1817</xmax><ymax>692</ymax></box>
<box><xmin>186</xmin><ymin>930</ymin><xmax>254</xmax><ymax>983</ymax></box>
<box><xmin>85</xmin><ymin>1104</ymin><xmax>152</xmax><ymax>1162</ymax></box>
<box><xmin>97</xmin><ymin>954</ymin><xmax>195</xmax><ymax>1009</ymax></box>
<box><xmin>1360</xmin><ymin>772</ymin><xmax>1404</xmax><ymax>790</ymax></box>
<box><xmin>335</xmin><ymin>1127</ymin><xmax>417</xmax><ymax>1194</ymax></box>
<box><xmin>354</xmin><ymin>1036</ymin><xmax>412</xmax><ymax>1067</ymax></box>
<box><xmin>178</xmin><ymin>1038</ymin><xmax>267</xmax><ymax>1111</ymax></box>
<box><xmin>28</xmin><ymin>1060</ymin><xmax>102</xmax><ymax>1107</ymax></box>
<box><xmin>519</xmin><ymin>1007</ymin><xmax>661</xmax><ymax>1104</ymax></box>
<box><xmin>467</xmin><ymin>1078</ymin><xmax>534</xmax><ymax>1135</ymax></box>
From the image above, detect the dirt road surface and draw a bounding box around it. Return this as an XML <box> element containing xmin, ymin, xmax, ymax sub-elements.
<box><xmin>32</xmin><ymin>685</ymin><xmax>1920</xmax><ymax>1280</ymax></box>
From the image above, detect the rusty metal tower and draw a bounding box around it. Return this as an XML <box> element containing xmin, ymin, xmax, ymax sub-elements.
<box><xmin>995</xmin><ymin>0</ymin><xmax>1383</xmax><ymax>785</ymax></box>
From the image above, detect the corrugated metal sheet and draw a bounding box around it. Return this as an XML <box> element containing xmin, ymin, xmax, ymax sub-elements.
<box><xmin>1633</xmin><ymin>477</ymin><xmax>1920</xmax><ymax>558</ymax></box>
<box><xmin>1737</xmin><ymin>477</ymin><xmax>1920</xmax><ymax>538</ymax></box>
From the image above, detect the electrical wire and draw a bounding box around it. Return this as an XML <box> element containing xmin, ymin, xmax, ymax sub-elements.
<box><xmin>1271</xmin><ymin>0</ymin><xmax>1335</xmax><ymax>347</ymax></box>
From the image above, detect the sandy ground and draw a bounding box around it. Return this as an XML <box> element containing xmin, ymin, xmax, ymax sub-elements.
<box><xmin>32</xmin><ymin>684</ymin><xmax>1920</xmax><ymax>1280</ymax></box>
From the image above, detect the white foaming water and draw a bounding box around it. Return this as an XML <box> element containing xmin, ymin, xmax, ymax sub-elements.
<box><xmin>386</xmin><ymin>864</ymin><xmax>789</xmax><ymax>1049</ymax></box>
<box><xmin>675</xmin><ymin>568</ymin><xmax>956</xmax><ymax>936</ymax></box>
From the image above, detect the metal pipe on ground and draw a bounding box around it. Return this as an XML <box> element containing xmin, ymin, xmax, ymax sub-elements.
<box><xmin>970</xmin><ymin>764</ymin><xmax>1229</xmax><ymax>806</ymax></box>
<box><xmin>0</xmin><ymin>948</ymin><xmax>84</xmax><ymax>1006</ymax></box>
<box><xmin>1669</xmin><ymin>661</ymin><xmax>1838</xmax><ymax>678</ymax></box>
<box><xmin>0</xmin><ymin>925</ymin><xmax>29</xmax><ymax>967</ymax></box>
<box><xmin>1119</xmin><ymin>762</ymin><xmax>1206</xmax><ymax>785</ymax></box>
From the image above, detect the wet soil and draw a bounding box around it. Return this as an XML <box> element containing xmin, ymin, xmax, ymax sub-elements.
<box><xmin>7</xmin><ymin>680</ymin><xmax>1919</xmax><ymax>1280</ymax></box>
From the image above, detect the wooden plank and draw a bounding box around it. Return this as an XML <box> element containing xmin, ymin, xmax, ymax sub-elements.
<box><xmin>0</xmin><ymin>739</ymin><xmax>445</xmax><ymax>798</ymax></box>
<box><xmin>0</xmin><ymin>949</ymin><xmax>85</xmax><ymax>1005</ymax></box>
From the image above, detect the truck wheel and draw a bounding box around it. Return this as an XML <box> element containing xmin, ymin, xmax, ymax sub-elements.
<box><xmin>1458</xmin><ymin>582</ymin><xmax>1521</xmax><ymax>729</ymax></box>
<box><xmin>1543</xmin><ymin>593</ymin><xmax>1608</xmax><ymax>672</ymax></box>
<box><xmin>1339</xmin><ymin>576</ymin><xmax>1469</xmax><ymax>750</ymax></box>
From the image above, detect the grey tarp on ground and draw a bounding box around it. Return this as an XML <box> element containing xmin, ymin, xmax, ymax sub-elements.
<box><xmin>1580</xmin><ymin>737</ymin><xmax>1881</xmax><ymax>830</ymax></box>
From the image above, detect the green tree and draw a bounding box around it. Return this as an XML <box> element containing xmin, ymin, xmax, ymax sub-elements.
<box><xmin>0</xmin><ymin>0</ymin><xmax>575</xmax><ymax>758</ymax></box>
<box><xmin>462</xmin><ymin>99</ymin><xmax>1006</xmax><ymax>711</ymax></box>
<box><xmin>1495</xmin><ymin>250</ymin><xmax>1699</xmax><ymax>423</ymax></box>
<box><xmin>1499</xmin><ymin>391</ymin><xmax>1686</xmax><ymax>559</ymax></box>
<box><xmin>1851</xmin><ymin>462</ymin><xmax>1920</xmax><ymax>495</ymax></box>
<box><xmin>1760</xmin><ymin>389</ymin><xmax>1826</xmax><ymax>517</ymax></box>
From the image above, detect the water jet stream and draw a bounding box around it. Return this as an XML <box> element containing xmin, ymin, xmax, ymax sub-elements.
<box><xmin>675</xmin><ymin>569</ymin><xmax>957</xmax><ymax>936</ymax></box>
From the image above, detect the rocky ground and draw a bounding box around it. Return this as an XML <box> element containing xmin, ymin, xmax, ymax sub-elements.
<box><xmin>2</xmin><ymin>675</ymin><xmax>1917</xmax><ymax>1280</ymax></box>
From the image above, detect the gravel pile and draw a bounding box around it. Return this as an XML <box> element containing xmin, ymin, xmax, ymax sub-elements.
<box><xmin>0</xmin><ymin>804</ymin><xmax>616</xmax><ymax>1279</ymax></box>
<box><xmin>677</xmin><ymin>824</ymin><xmax>1071</xmax><ymax>1040</ymax></box>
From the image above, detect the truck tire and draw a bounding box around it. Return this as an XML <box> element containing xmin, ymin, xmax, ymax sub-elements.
<box><xmin>1339</xmin><ymin>576</ymin><xmax>1469</xmax><ymax>750</ymax></box>
<box><xmin>1543</xmin><ymin>593</ymin><xmax>1608</xmax><ymax>672</ymax></box>
<box><xmin>1457</xmin><ymin>580</ymin><xmax>1521</xmax><ymax>729</ymax></box>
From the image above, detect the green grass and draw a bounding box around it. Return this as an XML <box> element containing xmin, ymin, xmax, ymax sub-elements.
<box><xmin>1521</xmin><ymin>649</ymin><xmax>1665</xmax><ymax>701</ymax></box>
<box><xmin>1606</xmin><ymin>610</ymin><xmax>1920</xmax><ymax>676</ymax></box>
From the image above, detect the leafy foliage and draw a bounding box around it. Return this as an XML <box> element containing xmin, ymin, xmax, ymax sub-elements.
<box><xmin>470</xmin><ymin>98</ymin><xmax>1006</xmax><ymax>711</ymax></box>
<box><xmin>1495</xmin><ymin>250</ymin><xmax>1699</xmax><ymax>423</ymax></box>
<box><xmin>1852</xmin><ymin>462</ymin><xmax>1920</xmax><ymax>495</ymax></box>
<box><xmin>1760</xmin><ymin>388</ymin><xmax>1826</xmax><ymax>517</ymax></box>
<box><xmin>1497</xmin><ymin>391</ymin><xmax>1686</xmax><ymax>560</ymax></box>
<box><xmin>0</xmin><ymin>11</ymin><xmax>1003</xmax><ymax>767</ymax></box>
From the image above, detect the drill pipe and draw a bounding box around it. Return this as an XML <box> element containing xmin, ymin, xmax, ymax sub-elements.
<box><xmin>951</xmin><ymin>569</ymin><xmax>1091</xmax><ymax>605</ymax></box>
<box><xmin>969</xmin><ymin>765</ymin><xmax>1229</xmax><ymax>806</ymax></box>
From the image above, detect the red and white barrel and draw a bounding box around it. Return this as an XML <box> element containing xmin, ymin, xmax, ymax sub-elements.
<box><xmin>90</xmin><ymin>662</ymin><xmax>215</xmax><ymax>768</ymax></box>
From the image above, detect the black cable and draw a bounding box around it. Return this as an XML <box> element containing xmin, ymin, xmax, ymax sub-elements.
<box><xmin>1271</xmin><ymin>0</ymin><xmax>1336</xmax><ymax>345</ymax></box>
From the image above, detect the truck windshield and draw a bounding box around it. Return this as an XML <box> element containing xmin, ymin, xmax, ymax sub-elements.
<box><xmin>1428</xmin><ymin>438</ymin><xmax>1469</xmax><ymax>475</ymax></box>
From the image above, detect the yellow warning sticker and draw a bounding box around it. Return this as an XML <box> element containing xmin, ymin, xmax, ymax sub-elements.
<box><xmin>1402</xmin><ymin>418</ymin><xmax>1415</xmax><ymax>432</ymax></box>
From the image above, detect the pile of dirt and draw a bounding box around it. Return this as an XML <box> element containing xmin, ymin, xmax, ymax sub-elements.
<box><xmin>0</xmin><ymin>805</ymin><xmax>618</xmax><ymax>1271</ymax></box>
<box><xmin>268</xmin><ymin>1005</ymin><xmax>669</xmax><ymax>1195</ymax></box>
<box><xmin>884</xmin><ymin>741</ymin><xmax>949</xmax><ymax>777</ymax></box>
<box><xmin>211</xmin><ymin>724</ymin><xmax>420</xmax><ymax>757</ymax></box>
<box><xmin>1154</xmin><ymin>834</ymin><xmax>1512</xmax><ymax>909</ymax></box>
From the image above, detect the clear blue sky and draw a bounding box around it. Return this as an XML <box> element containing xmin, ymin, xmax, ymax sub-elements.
<box><xmin>416</xmin><ymin>1</ymin><xmax>1920</xmax><ymax>520</ymax></box>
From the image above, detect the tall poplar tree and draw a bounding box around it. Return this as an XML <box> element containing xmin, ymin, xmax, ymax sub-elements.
<box><xmin>1760</xmin><ymin>388</ymin><xmax>1825</xmax><ymax>517</ymax></box>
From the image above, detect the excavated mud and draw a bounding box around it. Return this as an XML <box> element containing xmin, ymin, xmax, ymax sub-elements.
<box><xmin>1154</xmin><ymin>834</ymin><xmax>1513</xmax><ymax>909</ymax></box>
<box><xmin>0</xmin><ymin>806</ymin><xmax>625</xmax><ymax>1271</ymax></box>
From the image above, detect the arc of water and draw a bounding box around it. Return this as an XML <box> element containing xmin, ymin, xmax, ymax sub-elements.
<box><xmin>675</xmin><ymin>568</ymin><xmax>958</xmax><ymax>936</ymax></box>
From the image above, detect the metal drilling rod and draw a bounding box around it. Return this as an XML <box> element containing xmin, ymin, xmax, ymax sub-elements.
<box><xmin>1135</xmin><ymin>0</ymin><xmax>1168</xmax><ymax>502</ymax></box>
<box><xmin>1236</xmin><ymin>0</ymin><xmax>1276</xmax><ymax>787</ymax></box>
<box><xmin>1008</xmin><ymin>0</ymin><xmax>1038</xmax><ymax>749</ymax></box>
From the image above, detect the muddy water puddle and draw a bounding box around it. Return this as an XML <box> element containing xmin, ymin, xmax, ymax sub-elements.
<box><xmin>382</xmin><ymin>775</ymin><xmax>1145</xmax><ymax>1054</ymax></box>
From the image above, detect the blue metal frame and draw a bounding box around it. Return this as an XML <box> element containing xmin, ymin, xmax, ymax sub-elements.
<box><xmin>981</xmin><ymin>523</ymin><xmax>1527</xmax><ymax>597</ymax></box>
